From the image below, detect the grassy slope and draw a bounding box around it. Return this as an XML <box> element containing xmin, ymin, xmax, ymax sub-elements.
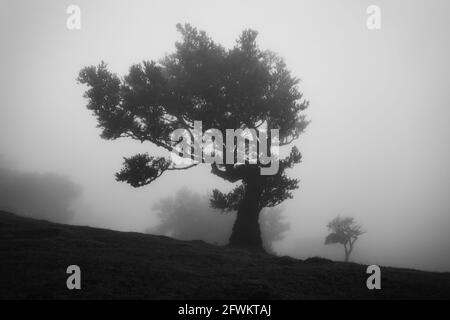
<box><xmin>1</xmin><ymin>210</ymin><xmax>449</xmax><ymax>299</ymax></box>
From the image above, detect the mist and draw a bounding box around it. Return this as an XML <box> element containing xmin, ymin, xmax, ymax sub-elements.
<box><xmin>1</xmin><ymin>0</ymin><xmax>449</xmax><ymax>272</ymax></box>
<box><xmin>0</xmin><ymin>162</ymin><xmax>81</xmax><ymax>223</ymax></box>
<box><xmin>148</xmin><ymin>187</ymin><xmax>289</xmax><ymax>253</ymax></box>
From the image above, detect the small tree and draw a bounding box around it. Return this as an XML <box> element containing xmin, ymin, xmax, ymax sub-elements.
<box><xmin>325</xmin><ymin>216</ymin><xmax>365</xmax><ymax>262</ymax></box>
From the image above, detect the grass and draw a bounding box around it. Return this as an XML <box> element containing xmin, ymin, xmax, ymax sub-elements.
<box><xmin>1</xmin><ymin>210</ymin><xmax>449</xmax><ymax>299</ymax></box>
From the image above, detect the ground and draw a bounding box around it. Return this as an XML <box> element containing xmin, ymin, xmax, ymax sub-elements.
<box><xmin>1</xmin><ymin>210</ymin><xmax>449</xmax><ymax>299</ymax></box>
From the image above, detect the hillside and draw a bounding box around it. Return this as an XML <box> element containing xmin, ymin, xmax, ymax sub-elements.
<box><xmin>1</xmin><ymin>210</ymin><xmax>449</xmax><ymax>299</ymax></box>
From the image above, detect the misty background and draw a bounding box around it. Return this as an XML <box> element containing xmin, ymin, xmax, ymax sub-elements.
<box><xmin>0</xmin><ymin>0</ymin><xmax>449</xmax><ymax>271</ymax></box>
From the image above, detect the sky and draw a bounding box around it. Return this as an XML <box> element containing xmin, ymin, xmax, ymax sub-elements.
<box><xmin>0</xmin><ymin>0</ymin><xmax>449</xmax><ymax>271</ymax></box>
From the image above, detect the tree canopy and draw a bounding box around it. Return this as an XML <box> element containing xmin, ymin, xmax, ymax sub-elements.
<box><xmin>325</xmin><ymin>216</ymin><xmax>365</xmax><ymax>262</ymax></box>
<box><xmin>78</xmin><ymin>23</ymin><xmax>308</xmax><ymax>187</ymax></box>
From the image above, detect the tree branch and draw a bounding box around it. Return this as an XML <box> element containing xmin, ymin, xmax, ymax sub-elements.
<box><xmin>168</xmin><ymin>163</ymin><xmax>199</xmax><ymax>170</ymax></box>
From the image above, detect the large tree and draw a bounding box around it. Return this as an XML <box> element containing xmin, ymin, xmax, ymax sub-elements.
<box><xmin>78</xmin><ymin>24</ymin><xmax>309</xmax><ymax>251</ymax></box>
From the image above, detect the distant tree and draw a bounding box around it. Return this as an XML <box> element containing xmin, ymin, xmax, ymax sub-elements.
<box><xmin>259</xmin><ymin>207</ymin><xmax>289</xmax><ymax>254</ymax></box>
<box><xmin>325</xmin><ymin>216</ymin><xmax>365</xmax><ymax>262</ymax></box>
<box><xmin>78</xmin><ymin>24</ymin><xmax>308</xmax><ymax>251</ymax></box>
<box><xmin>0</xmin><ymin>166</ymin><xmax>81</xmax><ymax>223</ymax></box>
<box><xmin>147</xmin><ymin>187</ymin><xmax>289</xmax><ymax>253</ymax></box>
<box><xmin>148</xmin><ymin>188</ymin><xmax>232</xmax><ymax>245</ymax></box>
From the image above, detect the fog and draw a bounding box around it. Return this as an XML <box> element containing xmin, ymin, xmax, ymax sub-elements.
<box><xmin>148</xmin><ymin>187</ymin><xmax>289</xmax><ymax>253</ymax></box>
<box><xmin>0</xmin><ymin>161</ymin><xmax>81</xmax><ymax>222</ymax></box>
<box><xmin>1</xmin><ymin>0</ymin><xmax>449</xmax><ymax>271</ymax></box>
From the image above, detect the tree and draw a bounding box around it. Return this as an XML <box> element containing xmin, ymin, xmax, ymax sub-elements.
<box><xmin>325</xmin><ymin>216</ymin><xmax>365</xmax><ymax>262</ymax></box>
<box><xmin>148</xmin><ymin>188</ymin><xmax>232</xmax><ymax>245</ymax></box>
<box><xmin>78</xmin><ymin>24</ymin><xmax>309</xmax><ymax>251</ymax></box>
<box><xmin>147</xmin><ymin>187</ymin><xmax>289</xmax><ymax>253</ymax></box>
<box><xmin>0</xmin><ymin>165</ymin><xmax>81</xmax><ymax>223</ymax></box>
<box><xmin>258</xmin><ymin>206</ymin><xmax>290</xmax><ymax>254</ymax></box>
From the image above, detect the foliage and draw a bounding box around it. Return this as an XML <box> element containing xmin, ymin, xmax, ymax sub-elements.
<box><xmin>325</xmin><ymin>216</ymin><xmax>365</xmax><ymax>262</ymax></box>
<box><xmin>78</xmin><ymin>23</ymin><xmax>308</xmax><ymax>198</ymax></box>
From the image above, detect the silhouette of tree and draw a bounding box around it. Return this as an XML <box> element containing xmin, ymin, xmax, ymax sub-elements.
<box><xmin>259</xmin><ymin>207</ymin><xmax>289</xmax><ymax>254</ymax></box>
<box><xmin>325</xmin><ymin>216</ymin><xmax>365</xmax><ymax>262</ymax></box>
<box><xmin>148</xmin><ymin>188</ymin><xmax>233</xmax><ymax>245</ymax></box>
<box><xmin>147</xmin><ymin>187</ymin><xmax>289</xmax><ymax>253</ymax></box>
<box><xmin>0</xmin><ymin>166</ymin><xmax>81</xmax><ymax>223</ymax></box>
<box><xmin>78</xmin><ymin>24</ymin><xmax>308</xmax><ymax>251</ymax></box>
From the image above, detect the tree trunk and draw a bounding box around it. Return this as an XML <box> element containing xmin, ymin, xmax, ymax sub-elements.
<box><xmin>344</xmin><ymin>250</ymin><xmax>350</xmax><ymax>262</ymax></box>
<box><xmin>229</xmin><ymin>176</ymin><xmax>264</xmax><ymax>251</ymax></box>
<box><xmin>344</xmin><ymin>244</ymin><xmax>352</xmax><ymax>262</ymax></box>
